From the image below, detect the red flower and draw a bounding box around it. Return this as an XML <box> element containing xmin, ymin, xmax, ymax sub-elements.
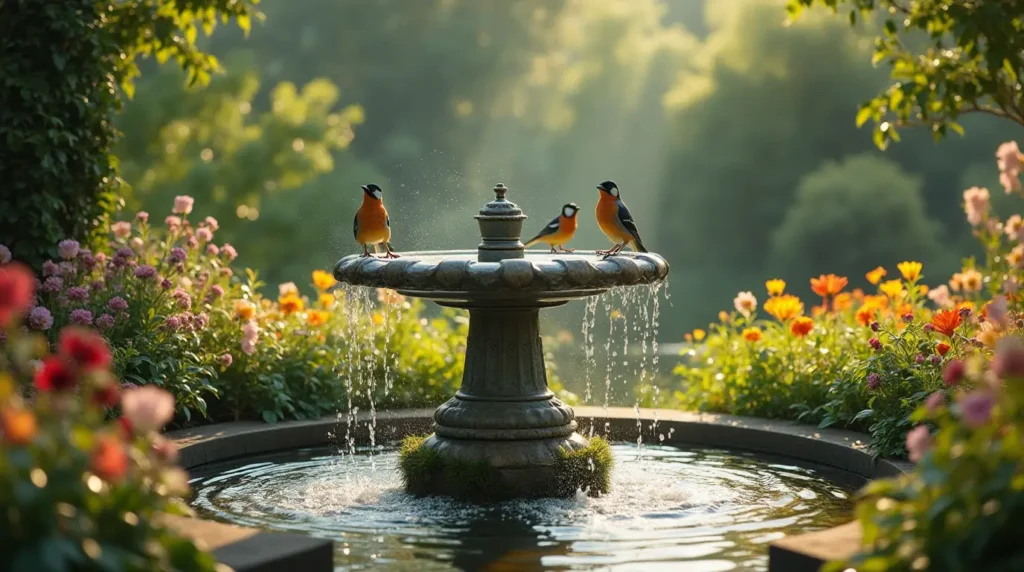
<box><xmin>117</xmin><ymin>417</ymin><xmax>134</xmax><ymax>439</ymax></box>
<box><xmin>0</xmin><ymin>263</ymin><xmax>35</xmax><ymax>326</ymax></box>
<box><xmin>936</xmin><ymin>342</ymin><xmax>951</xmax><ymax>356</ymax></box>
<box><xmin>58</xmin><ymin>327</ymin><xmax>111</xmax><ymax>370</ymax></box>
<box><xmin>90</xmin><ymin>436</ymin><xmax>128</xmax><ymax>482</ymax></box>
<box><xmin>869</xmin><ymin>337</ymin><xmax>882</xmax><ymax>351</ymax></box>
<box><xmin>91</xmin><ymin>380</ymin><xmax>120</xmax><ymax>408</ymax></box>
<box><xmin>930</xmin><ymin>309</ymin><xmax>962</xmax><ymax>338</ymax></box>
<box><xmin>33</xmin><ymin>357</ymin><xmax>76</xmax><ymax>392</ymax></box>
<box><xmin>943</xmin><ymin>360</ymin><xmax>965</xmax><ymax>387</ymax></box>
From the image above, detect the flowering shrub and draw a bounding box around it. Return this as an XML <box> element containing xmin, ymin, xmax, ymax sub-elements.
<box><xmin>827</xmin><ymin>338</ymin><xmax>1024</xmax><ymax>571</ymax></box>
<box><xmin>672</xmin><ymin>141</ymin><xmax>1024</xmax><ymax>458</ymax></box>
<box><xmin>3</xmin><ymin>196</ymin><xmax>472</xmax><ymax>426</ymax></box>
<box><xmin>0</xmin><ymin>264</ymin><xmax>215</xmax><ymax>570</ymax></box>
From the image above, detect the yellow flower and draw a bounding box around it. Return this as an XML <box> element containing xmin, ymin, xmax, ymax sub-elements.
<box><xmin>879</xmin><ymin>279</ymin><xmax>905</xmax><ymax>299</ymax></box>
<box><xmin>319</xmin><ymin>293</ymin><xmax>336</xmax><ymax>308</ymax></box>
<box><xmin>279</xmin><ymin>294</ymin><xmax>305</xmax><ymax>315</ymax></box>
<box><xmin>833</xmin><ymin>292</ymin><xmax>853</xmax><ymax>312</ymax></box>
<box><xmin>372</xmin><ymin>312</ymin><xmax>385</xmax><ymax>325</ymax></box>
<box><xmin>610</xmin><ymin>309</ymin><xmax>624</xmax><ymax>320</ymax></box>
<box><xmin>1008</xmin><ymin>245</ymin><xmax>1024</xmax><ymax>268</ymax></box>
<box><xmin>692</xmin><ymin>328</ymin><xmax>706</xmax><ymax>342</ymax></box>
<box><xmin>742</xmin><ymin>327</ymin><xmax>762</xmax><ymax>342</ymax></box>
<box><xmin>765</xmin><ymin>279</ymin><xmax>786</xmax><ymax>297</ymax></box>
<box><xmin>763</xmin><ymin>294</ymin><xmax>804</xmax><ymax>322</ymax></box>
<box><xmin>718</xmin><ymin>310</ymin><xmax>729</xmax><ymax>323</ymax></box>
<box><xmin>977</xmin><ymin>321</ymin><xmax>1002</xmax><ymax>348</ymax></box>
<box><xmin>312</xmin><ymin>270</ymin><xmax>336</xmax><ymax>291</ymax></box>
<box><xmin>918</xmin><ymin>284</ymin><xmax>929</xmax><ymax>296</ymax></box>
<box><xmin>865</xmin><ymin>266</ymin><xmax>887</xmax><ymax>285</ymax></box>
<box><xmin>306</xmin><ymin>309</ymin><xmax>330</xmax><ymax>327</ymax></box>
<box><xmin>234</xmin><ymin>300</ymin><xmax>256</xmax><ymax>321</ymax></box>
<box><xmin>897</xmin><ymin>261</ymin><xmax>923</xmax><ymax>282</ymax></box>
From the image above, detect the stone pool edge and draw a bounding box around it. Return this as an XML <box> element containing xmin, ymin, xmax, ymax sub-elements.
<box><xmin>166</xmin><ymin>406</ymin><xmax>912</xmax><ymax>572</ymax></box>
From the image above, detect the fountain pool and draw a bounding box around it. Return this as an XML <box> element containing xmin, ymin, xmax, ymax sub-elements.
<box><xmin>190</xmin><ymin>442</ymin><xmax>861</xmax><ymax>571</ymax></box>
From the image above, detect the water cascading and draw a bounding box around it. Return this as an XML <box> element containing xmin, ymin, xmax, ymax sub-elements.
<box><xmin>333</xmin><ymin>184</ymin><xmax>669</xmax><ymax>499</ymax></box>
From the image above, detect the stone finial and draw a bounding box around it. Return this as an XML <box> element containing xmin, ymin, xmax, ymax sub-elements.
<box><xmin>475</xmin><ymin>183</ymin><xmax>527</xmax><ymax>263</ymax></box>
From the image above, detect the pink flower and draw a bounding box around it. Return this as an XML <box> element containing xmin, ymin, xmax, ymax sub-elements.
<box><xmin>925</xmin><ymin>391</ymin><xmax>945</xmax><ymax>414</ymax></box>
<box><xmin>1005</xmin><ymin>279</ymin><xmax>1020</xmax><ymax>294</ymax></box>
<box><xmin>241</xmin><ymin>339</ymin><xmax>257</xmax><ymax>355</ymax></box>
<box><xmin>241</xmin><ymin>320</ymin><xmax>259</xmax><ymax>341</ymax></box>
<box><xmin>173</xmin><ymin>195</ymin><xmax>194</xmax><ymax>215</ymax></box>
<box><xmin>997</xmin><ymin>141</ymin><xmax>1022</xmax><ymax>193</ymax></box>
<box><xmin>111</xmin><ymin>221</ymin><xmax>132</xmax><ymax>238</ymax></box>
<box><xmin>172</xmin><ymin>289</ymin><xmax>192</xmax><ymax>310</ymax></box>
<box><xmin>108</xmin><ymin>296</ymin><xmax>128</xmax><ymax>312</ymax></box>
<box><xmin>169</xmin><ymin>247</ymin><xmax>187</xmax><ymax>264</ymax></box>
<box><xmin>165</xmin><ymin>216</ymin><xmax>182</xmax><ymax>230</ymax></box>
<box><xmin>65</xmin><ymin>286</ymin><xmax>88</xmax><ymax>301</ymax></box>
<box><xmin>926</xmin><ymin>284</ymin><xmax>954</xmax><ymax>309</ymax></box>
<box><xmin>991</xmin><ymin>338</ymin><xmax>1024</xmax><ymax>379</ymax></box>
<box><xmin>204</xmin><ymin>216</ymin><xmax>219</xmax><ymax>231</ymax></box>
<box><xmin>27</xmin><ymin>306</ymin><xmax>53</xmax><ymax>330</ymax></box>
<box><xmin>95</xmin><ymin>313</ymin><xmax>115</xmax><ymax>329</ymax></box>
<box><xmin>135</xmin><ymin>211</ymin><xmax>149</xmax><ymax>223</ymax></box>
<box><xmin>943</xmin><ymin>360</ymin><xmax>965</xmax><ymax>386</ymax></box>
<box><xmin>164</xmin><ymin>315</ymin><xmax>182</xmax><ymax>331</ymax></box>
<box><xmin>42</xmin><ymin>260</ymin><xmax>60</xmax><ymax>277</ymax></box>
<box><xmin>151</xmin><ymin>436</ymin><xmax>179</xmax><ymax>463</ymax></box>
<box><xmin>41</xmin><ymin>276</ymin><xmax>63</xmax><ymax>293</ymax></box>
<box><xmin>186</xmin><ymin>235</ymin><xmax>198</xmax><ymax>249</ymax></box>
<box><xmin>196</xmin><ymin>227</ymin><xmax>213</xmax><ymax>242</ymax></box>
<box><xmin>134</xmin><ymin>265</ymin><xmax>157</xmax><ymax>279</ymax></box>
<box><xmin>130</xmin><ymin>237</ymin><xmax>145</xmax><ymax>252</ymax></box>
<box><xmin>906</xmin><ymin>425</ymin><xmax>932</xmax><ymax>462</ymax></box>
<box><xmin>733</xmin><ymin>291</ymin><xmax>757</xmax><ymax>318</ymax></box>
<box><xmin>279</xmin><ymin>282</ymin><xmax>299</xmax><ymax>298</ymax></box>
<box><xmin>70</xmin><ymin>309</ymin><xmax>93</xmax><ymax>326</ymax></box>
<box><xmin>57</xmin><ymin>239</ymin><xmax>80</xmax><ymax>260</ymax></box>
<box><xmin>207</xmin><ymin>285</ymin><xmax>225</xmax><ymax>300</ymax></box>
<box><xmin>221</xmin><ymin>244</ymin><xmax>238</xmax><ymax>262</ymax></box>
<box><xmin>988</xmin><ymin>295</ymin><xmax>1010</xmax><ymax>328</ymax></box>
<box><xmin>0</xmin><ymin>245</ymin><xmax>10</xmax><ymax>265</ymax></box>
<box><xmin>957</xmin><ymin>391</ymin><xmax>995</xmax><ymax>428</ymax></box>
<box><xmin>205</xmin><ymin>244</ymin><xmax>220</xmax><ymax>257</ymax></box>
<box><xmin>866</xmin><ymin>373</ymin><xmax>881</xmax><ymax>390</ymax></box>
<box><xmin>121</xmin><ymin>385</ymin><xmax>175</xmax><ymax>432</ymax></box>
<box><xmin>963</xmin><ymin>186</ymin><xmax>991</xmax><ymax>226</ymax></box>
<box><xmin>220</xmin><ymin>353</ymin><xmax>233</xmax><ymax>367</ymax></box>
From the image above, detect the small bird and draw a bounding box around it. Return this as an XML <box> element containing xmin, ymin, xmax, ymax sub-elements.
<box><xmin>354</xmin><ymin>184</ymin><xmax>399</xmax><ymax>258</ymax></box>
<box><xmin>524</xmin><ymin>203</ymin><xmax>580</xmax><ymax>253</ymax></box>
<box><xmin>595</xmin><ymin>180</ymin><xmax>648</xmax><ymax>258</ymax></box>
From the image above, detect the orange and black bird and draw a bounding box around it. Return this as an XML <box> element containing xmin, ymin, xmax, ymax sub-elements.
<box><xmin>524</xmin><ymin>203</ymin><xmax>580</xmax><ymax>253</ymax></box>
<box><xmin>595</xmin><ymin>180</ymin><xmax>648</xmax><ymax>258</ymax></box>
<box><xmin>354</xmin><ymin>184</ymin><xmax>399</xmax><ymax>258</ymax></box>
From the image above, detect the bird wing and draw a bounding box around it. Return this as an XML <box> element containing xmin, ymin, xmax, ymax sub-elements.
<box><xmin>617</xmin><ymin>199</ymin><xmax>648</xmax><ymax>252</ymax></box>
<box><xmin>353</xmin><ymin>212</ymin><xmax>359</xmax><ymax>240</ymax></box>
<box><xmin>525</xmin><ymin>215</ymin><xmax>561</xmax><ymax>246</ymax></box>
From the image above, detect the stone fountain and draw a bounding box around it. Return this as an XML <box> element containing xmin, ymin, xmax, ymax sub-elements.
<box><xmin>333</xmin><ymin>184</ymin><xmax>669</xmax><ymax>499</ymax></box>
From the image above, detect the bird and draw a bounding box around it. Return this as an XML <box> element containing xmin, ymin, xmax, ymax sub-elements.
<box><xmin>524</xmin><ymin>203</ymin><xmax>580</xmax><ymax>253</ymax></box>
<box><xmin>354</xmin><ymin>184</ymin><xmax>399</xmax><ymax>258</ymax></box>
<box><xmin>595</xmin><ymin>180</ymin><xmax>648</xmax><ymax>258</ymax></box>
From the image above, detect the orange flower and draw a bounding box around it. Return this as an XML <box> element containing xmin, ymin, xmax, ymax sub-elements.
<box><xmin>852</xmin><ymin>288</ymin><xmax>866</xmax><ymax>301</ymax></box>
<box><xmin>764</xmin><ymin>294</ymin><xmax>804</xmax><ymax>322</ymax></box>
<box><xmin>742</xmin><ymin>327</ymin><xmax>762</xmax><ymax>342</ymax></box>
<box><xmin>306</xmin><ymin>310</ymin><xmax>330</xmax><ymax>327</ymax></box>
<box><xmin>790</xmin><ymin>316</ymin><xmax>814</xmax><ymax>337</ymax></box>
<box><xmin>234</xmin><ymin>300</ymin><xmax>256</xmax><ymax>321</ymax></box>
<box><xmin>1</xmin><ymin>407</ymin><xmax>37</xmax><ymax>445</ymax></box>
<box><xmin>692</xmin><ymin>329</ymin><xmax>706</xmax><ymax>342</ymax></box>
<box><xmin>879</xmin><ymin>279</ymin><xmax>905</xmax><ymax>299</ymax></box>
<box><xmin>897</xmin><ymin>261</ymin><xmax>923</xmax><ymax>282</ymax></box>
<box><xmin>765</xmin><ymin>279</ymin><xmax>786</xmax><ymax>297</ymax></box>
<box><xmin>833</xmin><ymin>292</ymin><xmax>853</xmax><ymax>312</ymax></box>
<box><xmin>856</xmin><ymin>306</ymin><xmax>876</xmax><ymax>326</ymax></box>
<box><xmin>718</xmin><ymin>311</ymin><xmax>729</xmax><ymax>323</ymax></box>
<box><xmin>684</xmin><ymin>333</ymin><xmax>693</xmax><ymax>342</ymax></box>
<box><xmin>319</xmin><ymin>293</ymin><xmax>336</xmax><ymax>308</ymax></box>
<box><xmin>812</xmin><ymin>305</ymin><xmax>826</xmax><ymax>317</ymax></box>
<box><xmin>91</xmin><ymin>436</ymin><xmax>128</xmax><ymax>482</ymax></box>
<box><xmin>918</xmin><ymin>285</ymin><xmax>929</xmax><ymax>296</ymax></box>
<box><xmin>811</xmin><ymin>274</ymin><xmax>848</xmax><ymax>297</ymax></box>
<box><xmin>312</xmin><ymin>270</ymin><xmax>337</xmax><ymax>291</ymax></box>
<box><xmin>865</xmin><ymin>266</ymin><xmax>887</xmax><ymax>285</ymax></box>
<box><xmin>861</xmin><ymin>295</ymin><xmax>889</xmax><ymax>309</ymax></box>
<box><xmin>930</xmin><ymin>309</ymin><xmax>962</xmax><ymax>337</ymax></box>
<box><xmin>279</xmin><ymin>295</ymin><xmax>305</xmax><ymax>315</ymax></box>
<box><xmin>936</xmin><ymin>341</ymin><xmax>951</xmax><ymax>356</ymax></box>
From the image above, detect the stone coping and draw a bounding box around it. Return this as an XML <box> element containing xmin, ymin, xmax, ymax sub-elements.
<box><xmin>167</xmin><ymin>406</ymin><xmax>911</xmax><ymax>571</ymax></box>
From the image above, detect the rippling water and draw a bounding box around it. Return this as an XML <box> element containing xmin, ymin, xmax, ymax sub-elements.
<box><xmin>190</xmin><ymin>443</ymin><xmax>860</xmax><ymax>571</ymax></box>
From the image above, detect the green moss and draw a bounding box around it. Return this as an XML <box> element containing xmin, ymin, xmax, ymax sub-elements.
<box><xmin>398</xmin><ymin>434</ymin><xmax>614</xmax><ymax>501</ymax></box>
<box><xmin>554</xmin><ymin>436</ymin><xmax>614</xmax><ymax>496</ymax></box>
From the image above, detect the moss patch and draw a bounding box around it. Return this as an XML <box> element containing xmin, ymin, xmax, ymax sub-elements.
<box><xmin>553</xmin><ymin>435</ymin><xmax>613</xmax><ymax>496</ymax></box>
<box><xmin>398</xmin><ymin>434</ymin><xmax>614</xmax><ymax>501</ymax></box>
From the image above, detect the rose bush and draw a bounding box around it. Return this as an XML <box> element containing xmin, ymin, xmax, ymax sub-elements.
<box><xmin>0</xmin><ymin>263</ymin><xmax>214</xmax><ymax>571</ymax></box>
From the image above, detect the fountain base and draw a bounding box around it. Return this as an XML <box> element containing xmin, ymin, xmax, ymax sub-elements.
<box><xmin>399</xmin><ymin>432</ymin><xmax>612</xmax><ymax>501</ymax></box>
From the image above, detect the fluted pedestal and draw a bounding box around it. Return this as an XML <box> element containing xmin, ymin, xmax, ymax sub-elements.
<box><xmin>416</xmin><ymin>305</ymin><xmax>591</xmax><ymax>497</ymax></box>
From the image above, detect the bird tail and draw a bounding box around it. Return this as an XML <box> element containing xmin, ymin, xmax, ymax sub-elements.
<box><xmin>632</xmin><ymin>236</ymin><xmax>649</xmax><ymax>253</ymax></box>
<box><xmin>524</xmin><ymin>236</ymin><xmax>540</xmax><ymax>248</ymax></box>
